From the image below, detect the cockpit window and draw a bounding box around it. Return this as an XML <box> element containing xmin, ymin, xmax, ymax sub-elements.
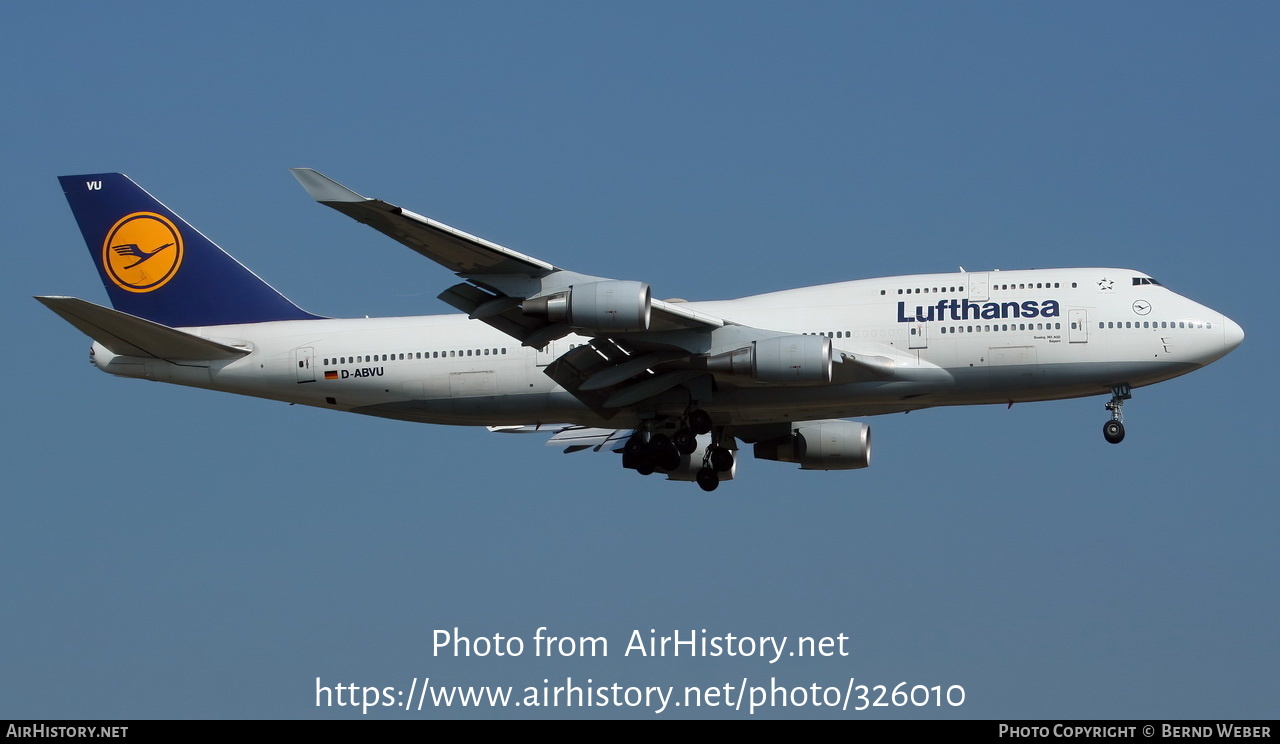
<box><xmin>1132</xmin><ymin>277</ymin><xmax>1162</xmax><ymax>286</ymax></box>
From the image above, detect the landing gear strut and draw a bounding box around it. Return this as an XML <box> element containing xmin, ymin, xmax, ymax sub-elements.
<box><xmin>1103</xmin><ymin>384</ymin><xmax>1130</xmax><ymax>444</ymax></box>
<box><xmin>672</xmin><ymin>406</ymin><xmax>711</xmax><ymax>455</ymax></box>
<box><xmin>695</xmin><ymin>424</ymin><xmax>735</xmax><ymax>492</ymax></box>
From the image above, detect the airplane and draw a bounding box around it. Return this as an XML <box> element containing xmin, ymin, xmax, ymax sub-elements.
<box><xmin>39</xmin><ymin>171</ymin><xmax>1244</xmax><ymax>491</ymax></box>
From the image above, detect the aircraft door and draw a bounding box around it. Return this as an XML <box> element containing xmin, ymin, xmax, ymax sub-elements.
<box><xmin>1069</xmin><ymin>309</ymin><xmax>1088</xmax><ymax>343</ymax></box>
<box><xmin>294</xmin><ymin>346</ymin><xmax>315</xmax><ymax>383</ymax></box>
<box><xmin>967</xmin><ymin>272</ymin><xmax>989</xmax><ymax>301</ymax></box>
<box><xmin>535</xmin><ymin>341</ymin><xmax>557</xmax><ymax>367</ymax></box>
<box><xmin>908</xmin><ymin>320</ymin><xmax>928</xmax><ymax>349</ymax></box>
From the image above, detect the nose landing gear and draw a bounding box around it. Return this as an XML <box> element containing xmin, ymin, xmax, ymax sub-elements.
<box><xmin>1103</xmin><ymin>384</ymin><xmax>1131</xmax><ymax>444</ymax></box>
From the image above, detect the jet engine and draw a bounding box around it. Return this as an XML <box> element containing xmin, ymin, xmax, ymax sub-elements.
<box><xmin>753</xmin><ymin>421</ymin><xmax>871</xmax><ymax>470</ymax></box>
<box><xmin>705</xmin><ymin>335</ymin><xmax>832</xmax><ymax>383</ymax></box>
<box><xmin>524</xmin><ymin>280</ymin><xmax>651</xmax><ymax>331</ymax></box>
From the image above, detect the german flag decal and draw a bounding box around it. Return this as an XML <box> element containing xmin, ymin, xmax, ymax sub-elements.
<box><xmin>324</xmin><ymin>370</ymin><xmax>338</xmax><ymax>380</ymax></box>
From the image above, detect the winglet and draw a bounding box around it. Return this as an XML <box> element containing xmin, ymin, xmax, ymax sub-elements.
<box><xmin>290</xmin><ymin>168</ymin><xmax>366</xmax><ymax>203</ymax></box>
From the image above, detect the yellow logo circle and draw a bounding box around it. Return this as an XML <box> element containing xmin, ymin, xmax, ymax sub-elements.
<box><xmin>102</xmin><ymin>212</ymin><xmax>184</xmax><ymax>293</ymax></box>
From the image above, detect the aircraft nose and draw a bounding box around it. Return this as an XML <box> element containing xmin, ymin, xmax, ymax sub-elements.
<box><xmin>1222</xmin><ymin>315</ymin><xmax>1244</xmax><ymax>353</ymax></box>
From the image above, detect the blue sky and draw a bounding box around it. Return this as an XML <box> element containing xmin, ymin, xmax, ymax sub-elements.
<box><xmin>3</xmin><ymin>2</ymin><xmax>1275</xmax><ymax>719</ymax></box>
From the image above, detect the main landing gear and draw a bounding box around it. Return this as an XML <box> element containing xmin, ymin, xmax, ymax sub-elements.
<box><xmin>623</xmin><ymin>408</ymin><xmax>734</xmax><ymax>492</ymax></box>
<box><xmin>1103</xmin><ymin>384</ymin><xmax>1131</xmax><ymax>444</ymax></box>
<box><xmin>671</xmin><ymin>406</ymin><xmax>712</xmax><ymax>456</ymax></box>
<box><xmin>687</xmin><ymin>406</ymin><xmax>733</xmax><ymax>492</ymax></box>
<box><xmin>622</xmin><ymin>431</ymin><xmax>679</xmax><ymax>475</ymax></box>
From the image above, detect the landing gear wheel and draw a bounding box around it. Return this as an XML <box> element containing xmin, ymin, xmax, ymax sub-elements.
<box><xmin>688</xmin><ymin>409</ymin><xmax>713</xmax><ymax>436</ymax></box>
<box><xmin>634</xmin><ymin>454</ymin><xmax>655</xmax><ymax>476</ymax></box>
<box><xmin>708</xmin><ymin>446</ymin><xmax>734</xmax><ymax>473</ymax></box>
<box><xmin>1103</xmin><ymin>384</ymin><xmax>1131</xmax><ymax>445</ymax></box>
<box><xmin>622</xmin><ymin>433</ymin><xmax>647</xmax><ymax>471</ymax></box>
<box><xmin>695</xmin><ymin>467</ymin><xmax>720</xmax><ymax>492</ymax></box>
<box><xmin>623</xmin><ymin>434</ymin><xmax>646</xmax><ymax>456</ymax></box>
<box><xmin>673</xmin><ymin>428</ymin><xmax>697</xmax><ymax>455</ymax></box>
<box><xmin>650</xmin><ymin>434</ymin><xmax>681</xmax><ymax>471</ymax></box>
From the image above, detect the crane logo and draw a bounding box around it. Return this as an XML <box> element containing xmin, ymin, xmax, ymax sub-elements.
<box><xmin>102</xmin><ymin>212</ymin><xmax>184</xmax><ymax>293</ymax></box>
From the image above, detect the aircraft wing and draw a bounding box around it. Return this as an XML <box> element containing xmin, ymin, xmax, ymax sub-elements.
<box><xmin>290</xmin><ymin>168</ymin><xmax>723</xmax><ymax>348</ymax></box>
<box><xmin>292</xmin><ymin>169</ymin><xmax>944</xmax><ymax>420</ymax></box>
<box><xmin>291</xmin><ymin>168</ymin><xmax>557</xmax><ymax>277</ymax></box>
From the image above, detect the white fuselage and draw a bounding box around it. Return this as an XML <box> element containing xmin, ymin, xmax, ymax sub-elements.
<box><xmin>89</xmin><ymin>268</ymin><xmax>1242</xmax><ymax>428</ymax></box>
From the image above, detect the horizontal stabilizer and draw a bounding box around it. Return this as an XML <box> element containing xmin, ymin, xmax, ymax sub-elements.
<box><xmin>35</xmin><ymin>296</ymin><xmax>250</xmax><ymax>361</ymax></box>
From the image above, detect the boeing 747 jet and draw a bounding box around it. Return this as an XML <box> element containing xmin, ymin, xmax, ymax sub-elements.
<box><xmin>39</xmin><ymin>171</ymin><xmax>1243</xmax><ymax>491</ymax></box>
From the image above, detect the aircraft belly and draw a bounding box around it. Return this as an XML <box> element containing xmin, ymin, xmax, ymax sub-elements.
<box><xmin>351</xmin><ymin>391</ymin><xmax>612</xmax><ymax>427</ymax></box>
<box><xmin>942</xmin><ymin>360</ymin><xmax>1199</xmax><ymax>404</ymax></box>
<box><xmin>702</xmin><ymin>359</ymin><xmax>1200</xmax><ymax>423</ymax></box>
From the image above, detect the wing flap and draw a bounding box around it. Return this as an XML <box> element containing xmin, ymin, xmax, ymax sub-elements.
<box><xmin>486</xmin><ymin>424</ymin><xmax>631</xmax><ymax>454</ymax></box>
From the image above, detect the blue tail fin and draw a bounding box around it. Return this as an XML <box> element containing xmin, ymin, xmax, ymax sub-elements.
<box><xmin>59</xmin><ymin>173</ymin><xmax>320</xmax><ymax>327</ymax></box>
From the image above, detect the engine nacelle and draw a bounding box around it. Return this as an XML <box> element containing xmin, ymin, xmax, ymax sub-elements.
<box><xmin>524</xmin><ymin>280</ymin><xmax>651</xmax><ymax>331</ymax></box>
<box><xmin>706</xmin><ymin>334</ymin><xmax>832</xmax><ymax>383</ymax></box>
<box><xmin>753</xmin><ymin>421</ymin><xmax>871</xmax><ymax>470</ymax></box>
